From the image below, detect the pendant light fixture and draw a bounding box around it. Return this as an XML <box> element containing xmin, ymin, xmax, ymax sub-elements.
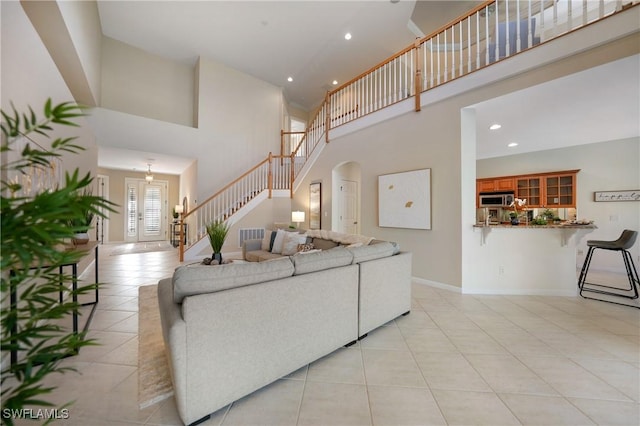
<box><xmin>145</xmin><ymin>163</ymin><xmax>154</xmax><ymax>183</ymax></box>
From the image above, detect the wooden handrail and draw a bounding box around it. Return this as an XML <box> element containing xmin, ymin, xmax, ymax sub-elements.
<box><xmin>184</xmin><ymin>156</ymin><xmax>270</xmax><ymax>220</ymax></box>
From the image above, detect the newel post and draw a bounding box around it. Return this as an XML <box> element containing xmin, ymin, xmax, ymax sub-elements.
<box><xmin>414</xmin><ymin>38</ymin><xmax>422</xmax><ymax>112</ymax></box>
<box><xmin>268</xmin><ymin>152</ymin><xmax>273</xmax><ymax>199</ymax></box>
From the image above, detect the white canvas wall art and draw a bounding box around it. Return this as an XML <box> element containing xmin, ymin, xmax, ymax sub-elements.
<box><xmin>378</xmin><ymin>168</ymin><xmax>431</xmax><ymax>229</ymax></box>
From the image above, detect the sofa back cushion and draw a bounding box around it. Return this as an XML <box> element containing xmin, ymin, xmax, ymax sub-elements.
<box><xmin>312</xmin><ymin>238</ymin><xmax>339</xmax><ymax>251</ymax></box>
<box><xmin>291</xmin><ymin>246</ymin><xmax>354</xmax><ymax>275</ymax></box>
<box><xmin>348</xmin><ymin>241</ymin><xmax>395</xmax><ymax>263</ymax></box>
<box><xmin>173</xmin><ymin>257</ymin><xmax>294</xmax><ymax>303</ymax></box>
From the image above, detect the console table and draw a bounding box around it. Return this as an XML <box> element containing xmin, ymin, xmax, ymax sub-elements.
<box><xmin>9</xmin><ymin>242</ymin><xmax>99</xmax><ymax>365</ymax></box>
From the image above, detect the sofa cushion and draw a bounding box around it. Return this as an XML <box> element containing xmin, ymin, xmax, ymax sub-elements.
<box><xmin>281</xmin><ymin>232</ymin><xmax>308</xmax><ymax>256</ymax></box>
<box><xmin>244</xmin><ymin>250</ymin><xmax>284</xmax><ymax>262</ymax></box>
<box><xmin>271</xmin><ymin>229</ymin><xmax>288</xmax><ymax>254</ymax></box>
<box><xmin>312</xmin><ymin>238</ymin><xmax>339</xmax><ymax>251</ymax></box>
<box><xmin>291</xmin><ymin>246</ymin><xmax>354</xmax><ymax>275</ymax></box>
<box><xmin>173</xmin><ymin>257</ymin><xmax>294</xmax><ymax>303</ymax></box>
<box><xmin>348</xmin><ymin>241</ymin><xmax>395</xmax><ymax>263</ymax></box>
<box><xmin>261</xmin><ymin>230</ymin><xmax>273</xmax><ymax>251</ymax></box>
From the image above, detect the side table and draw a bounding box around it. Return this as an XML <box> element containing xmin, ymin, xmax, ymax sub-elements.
<box><xmin>9</xmin><ymin>242</ymin><xmax>99</xmax><ymax>366</ymax></box>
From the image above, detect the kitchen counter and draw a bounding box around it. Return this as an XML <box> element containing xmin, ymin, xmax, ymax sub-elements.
<box><xmin>466</xmin><ymin>223</ymin><xmax>598</xmax><ymax>296</ymax></box>
<box><xmin>473</xmin><ymin>223</ymin><xmax>597</xmax><ymax>229</ymax></box>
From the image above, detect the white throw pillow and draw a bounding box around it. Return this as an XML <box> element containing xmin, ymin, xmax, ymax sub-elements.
<box><xmin>271</xmin><ymin>229</ymin><xmax>288</xmax><ymax>254</ymax></box>
<box><xmin>281</xmin><ymin>233</ymin><xmax>308</xmax><ymax>256</ymax></box>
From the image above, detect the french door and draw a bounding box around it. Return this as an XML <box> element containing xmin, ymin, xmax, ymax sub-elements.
<box><xmin>125</xmin><ymin>179</ymin><xmax>168</xmax><ymax>242</ymax></box>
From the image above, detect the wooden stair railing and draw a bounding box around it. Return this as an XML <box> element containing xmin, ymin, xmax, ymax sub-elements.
<box><xmin>180</xmin><ymin>0</ymin><xmax>631</xmax><ymax>260</ymax></box>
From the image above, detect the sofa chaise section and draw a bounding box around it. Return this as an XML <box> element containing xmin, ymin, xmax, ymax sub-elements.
<box><xmin>158</xmin><ymin>255</ymin><xmax>359</xmax><ymax>425</ymax></box>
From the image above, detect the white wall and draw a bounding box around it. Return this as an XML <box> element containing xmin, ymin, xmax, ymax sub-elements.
<box><xmin>1</xmin><ymin>1</ymin><xmax>97</xmax><ymax>178</ymax></box>
<box><xmin>477</xmin><ymin>138</ymin><xmax>640</xmax><ymax>272</ymax></box>
<box><xmin>195</xmin><ymin>56</ymin><xmax>283</xmax><ymax>199</ymax></box>
<box><xmin>101</xmin><ymin>37</ymin><xmax>194</xmax><ymax>127</ymax></box>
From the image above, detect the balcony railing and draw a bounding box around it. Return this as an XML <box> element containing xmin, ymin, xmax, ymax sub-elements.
<box><xmin>180</xmin><ymin>0</ymin><xmax>632</xmax><ymax>259</ymax></box>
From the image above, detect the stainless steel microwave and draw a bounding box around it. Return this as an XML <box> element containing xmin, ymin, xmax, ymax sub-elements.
<box><xmin>479</xmin><ymin>191</ymin><xmax>515</xmax><ymax>207</ymax></box>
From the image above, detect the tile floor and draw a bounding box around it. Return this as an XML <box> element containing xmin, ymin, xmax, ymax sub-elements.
<box><xmin>16</xmin><ymin>243</ymin><xmax>640</xmax><ymax>425</ymax></box>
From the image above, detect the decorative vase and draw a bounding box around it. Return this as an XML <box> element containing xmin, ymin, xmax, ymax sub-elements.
<box><xmin>72</xmin><ymin>232</ymin><xmax>89</xmax><ymax>245</ymax></box>
<box><xmin>510</xmin><ymin>218</ymin><xmax>519</xmax><ymax>226</ymax></box>
<box><xmin>213</xmin><ymin>252</ymin><xmax>222</xmax><ymax>264</ymax></box>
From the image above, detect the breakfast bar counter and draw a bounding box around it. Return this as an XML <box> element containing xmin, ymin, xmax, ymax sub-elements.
<box><xmin>464</xmin><ymin>224</ymin><xmax>598</xmax><ymax>296</ymax></box>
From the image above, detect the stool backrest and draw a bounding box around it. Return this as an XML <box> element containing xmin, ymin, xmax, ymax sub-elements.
<box><xmin>619</xmin><ymin>230</ymin><xmax>638</xmax><ymax>250</ymax></box>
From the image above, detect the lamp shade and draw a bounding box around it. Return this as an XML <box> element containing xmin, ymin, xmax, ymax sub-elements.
<box><xmin>291</xmin><ymin>211</ymin><xmax>305</xmax><ymax>223</ymax></box>
<box><xmin>174</xmin><ymin>204</ymin><xmax>184</xmax><ymax>214</ymax></box>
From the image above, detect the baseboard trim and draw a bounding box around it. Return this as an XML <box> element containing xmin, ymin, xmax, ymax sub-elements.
<box><xmin>412</xmin><ymin>277</ymin><xmax>462</xmax><ymax>293</ymax></box>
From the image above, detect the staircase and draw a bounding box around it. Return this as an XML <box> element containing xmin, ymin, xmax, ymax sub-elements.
<box><xmin>180</xmin><ymin>0</ymin><xmax>633</xmax><ymax>260</ymax></box>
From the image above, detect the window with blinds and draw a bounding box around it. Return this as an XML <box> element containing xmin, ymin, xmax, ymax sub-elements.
<box><xmin>143</xmin><ymin>186</ymin><xmax>161</xmax><ymax>235</ymax></box>
<box><xmin>127</xmin><ymin>184</ymin><xmax>137</xmax><ymax>237</ymax></box>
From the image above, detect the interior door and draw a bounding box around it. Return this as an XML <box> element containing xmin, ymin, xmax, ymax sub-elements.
<box><xmin>125</xmin><ymin>179</ymin><xmax>167</xmax><ymax>242</ymax></box>
<box><xmin>338</xmin><ymin>180</ymin><xmax>358</xmax><ymax>234</ymax></box>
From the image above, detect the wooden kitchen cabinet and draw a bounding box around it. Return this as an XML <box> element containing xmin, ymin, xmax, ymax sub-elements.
<box><xmin>477</xmin><ymin>177</ymin><xmax>515</xmax><ymax>192</ymax></box>
<box><xmin>479</xmin><ymin>170</ymin><xmax>579</xmax><ymax>208</ymax></box>
<box><xmin>545</xmin><ymin>173</ymin><xmax>575</xmax><ymax>207</ymax></box>
<box><xmin>516</xmin><ymin>177</ymin><xmax>542</xmax><ymax>207</ymax></box>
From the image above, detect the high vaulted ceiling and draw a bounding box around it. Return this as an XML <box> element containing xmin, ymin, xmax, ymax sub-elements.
<box><xmin>95</xmin><ymin>1</ymin><xmax>639</xmax><ymax>173</ymax></box>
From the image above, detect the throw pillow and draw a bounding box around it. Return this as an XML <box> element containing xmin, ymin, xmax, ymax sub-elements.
<box><xmin>271</xmin><ymin>229</ymin><xmax>288</xmax><ymax>254</ymax></box>
<box><xmin>269</xmin><ymin>230</ymin><xmax>278</xmax><ymax>251</ymax></box>
<box><xmin>297</xmin><ymin>243</ymin><xmax>315</xmax><ymax>252</ymax></box>
<box><xmin>261</xmin><ymin>230</ymin><xmax>273</xmax><ymax>251</ymax></box>
<box><xmin>281</xmin><ymin>232</ymin><xmax>308</xmax><ymax>256</ymax></box>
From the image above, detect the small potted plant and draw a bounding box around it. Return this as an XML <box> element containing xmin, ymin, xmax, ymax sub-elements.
<box><xmin>172</xmin><ymin>206</ymin><xmax>179</xmax><ymax>220</ymax></box>
<box><xmin>206</xmin><ymin>219</ymin><xmax>230</xmax><ymax>264</ymax></box>
<box><xmin>541</xmin><ymin>209</ymin><xmax>555</xmax><ymax>223</ymax></box>
<box><xmin>68</xmin><ymin>188</ymin><xmax>95</xmax><ymax>244</ymax></box>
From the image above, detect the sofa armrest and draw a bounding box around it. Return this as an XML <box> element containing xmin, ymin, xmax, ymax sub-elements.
<box><xmin>242</xmin><ymin>238</ymin><xmax>263</xmax><ymax>259</ymax></box>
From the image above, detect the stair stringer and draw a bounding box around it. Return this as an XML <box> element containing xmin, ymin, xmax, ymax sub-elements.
<box><xmin>183</xmin><ymin>189</ymin><xmax>290</xmax><ymax>261</ymax></box>
<box><xmin>292</xmin><ymin>134</ymin><xmax>328</xmax><ymax>193</ymax></box>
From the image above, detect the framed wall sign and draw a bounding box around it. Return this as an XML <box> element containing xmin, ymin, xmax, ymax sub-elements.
<box><xmin>378</xmin><ymin>168</ymin><xmax>431</xmax><ymax>229</ymax></box>
<box><xmin>309</xmin><ymin>182</ymin><xmax>321</xmax><ymax>229</ymax></box>
<box><xmin>594</xmin><ymin>190</ymin><xmax>640</xmax><ymax>202</ymax></box>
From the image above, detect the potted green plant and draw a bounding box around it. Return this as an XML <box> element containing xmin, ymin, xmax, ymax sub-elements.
<box><xmin>172</xmin><ymin>206</ymin><xmax>179</xmax><ymax>220</ymax></box>
<box><xmin>206</xmin><ymin>219</ymin><xmax>230</xmax><ymax>264</ymax></box>
<box><xmin>1</xmin><ymin>99</ymin><xmax>117</xmax><ymax>420</ymax></box>
<box><xmin>67</xmin><ymin>188</ymin><xmax>95</xmax><ymax>244</ymax></box>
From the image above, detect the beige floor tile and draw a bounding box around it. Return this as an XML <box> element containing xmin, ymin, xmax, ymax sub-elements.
<box><xmin>442</xmin><ymin>328</ymin><xmax>508</xmax><ymax>355</ymax></box>
<box><xmin>400</xmin><ymin>327</ymin><xmax>459</xmax><ymax>353</ymax></box>
<box><xmin>88</xmin><ymin>309</ymin><xmax>136</xmax><ymax>331</ymax></box>
<box><xmin>536</xmin><ymin>331</ymin><xmax>622</xmax><ymax>360</ymax></box>
<box><xmin>222</xmin><ymin>379</ymin><xmax>304</xmax><ymax>426</ymax></box>
<box><xmin>499</xmin><ymin>393</ymin><xmax>595</xmax><ymax>425</ymax></box>
<box><xmin>107</xmin><ymin>313</ymin><xmax>139</xmax><ymax>333</ymax></box>
<box><xmin>358</xmin><ymin>324</ymin><xmax>409</xmax><ymax>351</ymax></box>
<box><xmin>413</xmin><ymin>351</ymin><xmax>491</xmax><ymax>392</ymax></box>
<box><xmin>466</xmin><ymin>354</ymin><xmax>559</xmax><ymax>396</ymax></box>
<box><xmin>97</xmin><ymin>336</ymin><xmax>138</xmax><ymax>366</ymax></box>
<box><xmin>367</xmin><ymin>385</ymin><xmax>446</xmax><ymax>426</ymax></box>
<box><xmin>571</xmin><ymin>357</ymin><xmax>640</xmax><ymax>402</ymax></box>
<box><xmin>144</xmin><ymin>396</ymin><xmax>183</xmax><ymax>425</ymax></box>
<box><xmin>282</xmin><ymin>364</ymin><xmax>308</xmax><ymax>381</ymax></box>
<box><xmin>393</xmin><ymin>309</ymin><xmax>438</xmax><ymax>330</ymax></box>
<box><xmin>297</xmin><ymin>382</ymin><xmax>371</xmax><ymax>426</ymax></box>
<box><xmin>362</xmin><ymin>349</ymin><xmax>426</xmax><ymax>387</ymax></box>
<box><xmin>517</xmin><ymin>355</ymin><xmax>633</xmax><ymax>401</ymax></box>
<box><xmin>432</xmin><ymin>389</ymin><xmax>521</xmax><ymax>425</ymax></box>
<box><xmin>307</xmin><ymin>347</ymin><xmax>365</xmax><ymax>385</ymax></box>
<box><xmin>568</xmin><ymin>397</ymin><xmax>640</xmax><ymax>425</ymax></box>
<box><xmin>73</xmin><ymin>330</ymin><xmax>136</xmax><ymax>363</ymax></box>
<box><xmin>428</xmin><ymin>310</ymin><xmax>481</xmax><ymax>330</ymax></box>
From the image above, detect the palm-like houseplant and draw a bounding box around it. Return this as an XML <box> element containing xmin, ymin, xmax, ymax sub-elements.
<box><xmin>206</xmin><ymin>219</ymin><xmax>230</xmax><ymax>264</ymax></box>
<box><xmin>1</xmin><ymin>99</ymin><xmax>116</xmax><ymax>422</ymax></box>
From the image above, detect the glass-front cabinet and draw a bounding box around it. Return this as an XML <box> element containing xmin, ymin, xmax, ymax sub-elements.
<box><xmin>545</xmin><ymin>174</ymin><xmax>575</xmax><ymax>207</ymax></box>
<box><xmin>516</xmin><ymin>177</ymin><xmax>541</xmax><ymax>207</ymax></box>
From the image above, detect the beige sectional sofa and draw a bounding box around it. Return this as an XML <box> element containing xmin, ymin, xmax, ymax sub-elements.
<box><xmin>157</xmin><ymin>236</ymin><xmax>411</xmax><ymax>426</ymax></box>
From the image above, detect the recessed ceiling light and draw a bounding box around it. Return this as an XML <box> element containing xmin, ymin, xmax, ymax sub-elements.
<box><xmin>344</xmin><ymin>33</ymin><xmax>352</xmax><ymax>40</ymax></box>
<box><xmin>489</xmin><ymin>123</ymin><xmax>502</xmax><ymax>130</ymax></box>
<box><xmin>332</xmin><ymin>80</ymin><xmax>338</xmax><ymax>85</ymax></box>
<box><xmin>287</xmin><ymin>77</ymin><xmax>293</xmax><ymax>82</ymax></box>
<box><xmin>507</xmin><ymin>142</ymin><xmax>518</xmax><ymax>147</ymax></box>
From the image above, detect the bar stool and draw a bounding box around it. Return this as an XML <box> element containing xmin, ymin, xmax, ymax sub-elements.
<box><xmin>577</xmin><ymin>229</ymin><xmax>639</xmax><ymax>309</ymax></box>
